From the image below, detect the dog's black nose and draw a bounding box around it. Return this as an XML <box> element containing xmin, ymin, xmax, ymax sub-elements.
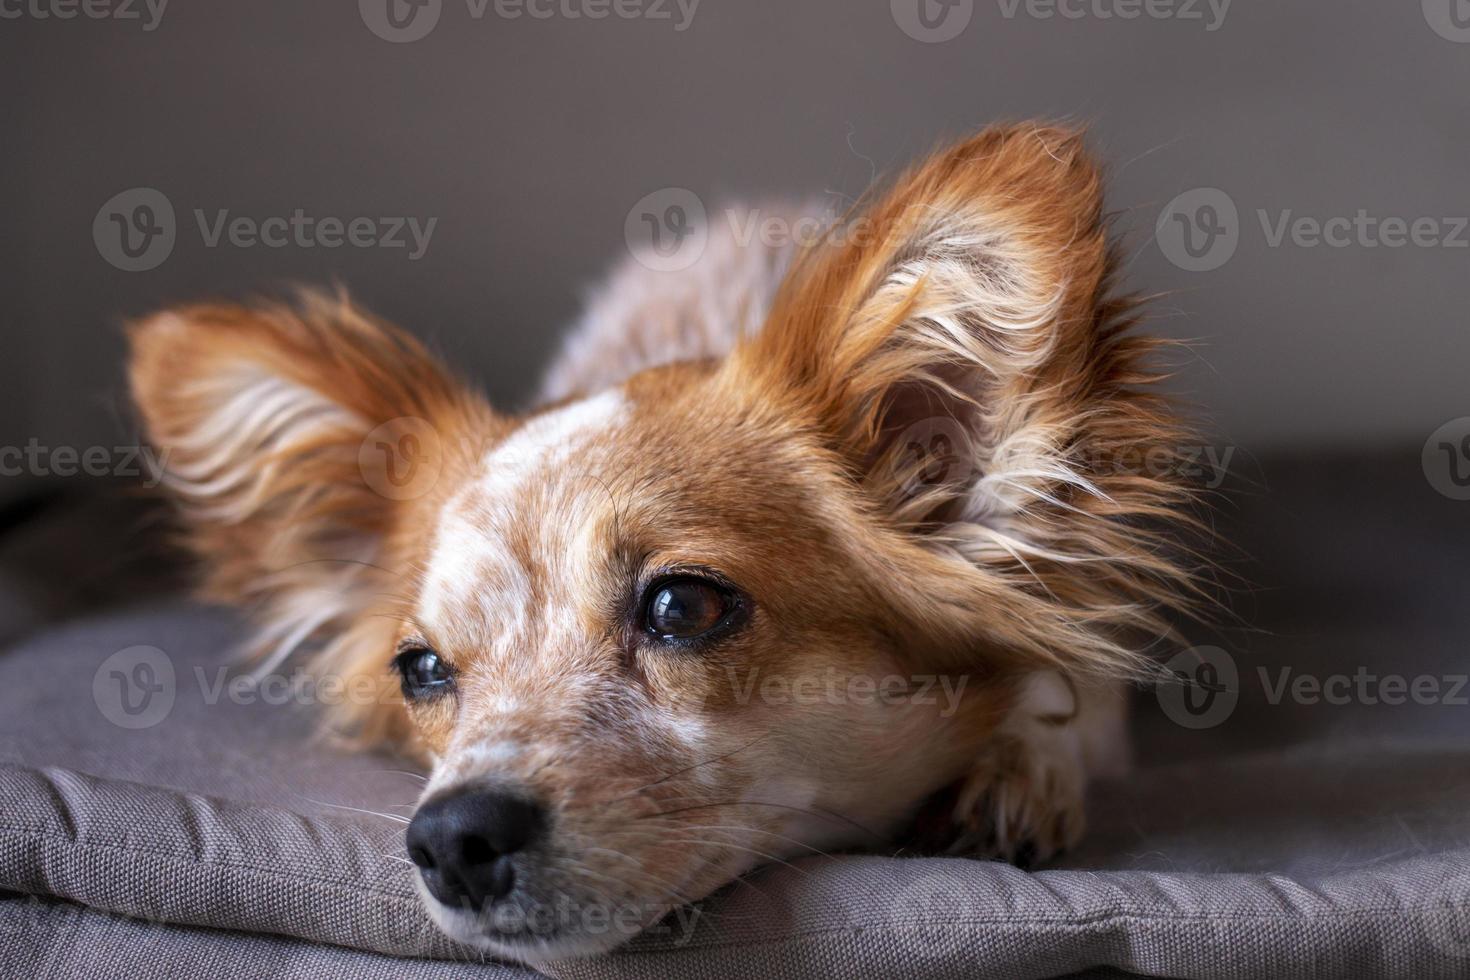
<box><xmin>406</xmin><ymin>787</ymin><xmax>544</xmax><ymax>910</ymax></box>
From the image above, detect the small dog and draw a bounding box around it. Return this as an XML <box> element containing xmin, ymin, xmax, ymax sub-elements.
<box><xmin>128</xmin><ymin>124</ymin><xmax>1197</xmax><ymax>963</ymax></box>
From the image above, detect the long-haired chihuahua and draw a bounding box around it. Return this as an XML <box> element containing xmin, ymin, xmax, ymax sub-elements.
<box><xmin>127</xmin><ymin>123</ymin><xmax>1199</xmax><ymax>964</ymax></box>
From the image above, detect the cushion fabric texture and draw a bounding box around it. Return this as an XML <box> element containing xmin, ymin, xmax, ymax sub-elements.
<box><xmin>1</xmin><ymin>454</ymin><xmax>1468</xmax><ymax>978</ymax></box>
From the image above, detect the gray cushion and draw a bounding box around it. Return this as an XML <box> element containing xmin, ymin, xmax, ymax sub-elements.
<box><xmin>2</xmin><ymin>456</ymin><xmax>1469</xmax><ymax>978</ymax></box>
<box><xmin>1</xmin><ymin>601</ymin><xmax>1467</xmax><ymax>979</ymax></box>
<box><xmin>0</xmin><ymin>892</ymin><xmax>519</xmax><ymax>980</ymax></box>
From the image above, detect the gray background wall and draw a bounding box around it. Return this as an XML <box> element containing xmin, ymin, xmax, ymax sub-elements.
<box><xmin>3</xmin><ymin>0</ymin><xmax>1467</xmax><ymax>493</ymax></box>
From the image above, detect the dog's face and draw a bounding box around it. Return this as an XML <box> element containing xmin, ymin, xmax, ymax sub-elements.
<box><xmin>392</xmin><ymin>369</ymin><xmax>1001</xmax><ymax>956</ymax></box>
<box><xmin>128</xmin><ymin>125</ymin><xmax>1192</xmax><ymax>962</ymax></box>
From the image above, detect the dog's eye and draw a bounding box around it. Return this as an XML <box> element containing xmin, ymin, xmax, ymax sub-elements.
<box><xmin>643</xmin><ymin>577</ymin><xmax>739</xmax><ymax>642</ymax></box>
<box><xmin>394</xmin><ymin>647</ymin><xmax>453</xmax><ymax>700</ymax></box>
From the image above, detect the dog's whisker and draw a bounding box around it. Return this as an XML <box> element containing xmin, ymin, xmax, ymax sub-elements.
<box><xmin>560</xmin><ymin>854</ymin><xmax>696</xmax><ymax>910</ymax></box>
<box><xmin>560</xmin><ymin>864</ymin><xmax>666</xmax><ymax>904</ymax></box>
<box><xmin>637</xmin><ymin>800</ymin><xmax>887</xmax><ymax>844</ymax></box>
<box><xmin>579</xmin><ymin>845</ymin><xmax>645</xmax><ymax>868</ymax></box>
<box><xmin>609</xmin><ymin>734</ymin><xmax>773</xmax><ymax>806</ymax></box>
<box><xmin>589</xmin><ymin>828</ymin><xmax>795</xmax><ymax>909</ymax></box>
<box><xmin>291</xmin><ymin>794</ymin><xmax>412</xmax><ymax>824</ymax></box>
<box><xmin>362</xmin><ymin>768</ymin><xmax>428</xmax><ymax>782</ymax></box>
<box><xmin>562</xmin><ymin>835</ymin><xmax>706</xmax><ymax>903</ymax></box>
<box><xmin>662</xmin><ymin>823</ymin><xmax>840</xmax><ymax>860</ymax></box>
<box><xmin>659</xmin><ymin>838</ymin><xmax>812</xmax><ymax>878</ymax></box>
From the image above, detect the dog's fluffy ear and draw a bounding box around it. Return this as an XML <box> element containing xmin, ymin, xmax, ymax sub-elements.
<box><xmin>128</xmin><ymin>292</ymin><xmax>495</xmax><ymax>709</ymax></box>
<box><xmin>731</xmin><ymin>124</ymin><xmax>1199</xmax><ymax>675</ymax></box>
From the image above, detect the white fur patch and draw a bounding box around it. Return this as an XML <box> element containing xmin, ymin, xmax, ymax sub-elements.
<box><xmin>660</xmin><ymin>714</ymin><xmax>710</xmax><ymax>753</ymax></box>
<box><xmin>156</xmin><ymin>364</ymin><xmax>369</xmax><ymax>672</ymax></box>
<box><xmin>164</xmin><ymin>370</ymin><xmax>362</xmax><ymax>518</ymax></box>
<box><xmin>424</xmin><ymin>738</ymin><xmax>528</xmax><ymax>796</ymax></box>
<box><xmin>474</xmin><ymin>389</ymin><xmax>628</xmax><ymax>509</ymax></box>
<box><xmin>418</xmin><ymin>508</ymin><xmax>526</xmax><ymax>629</ymax></box>
<box><xmin>466</xmin><ymin>739</ymin><xmax>523</xmax><ymax>766</ymax></box>
<box><xmin>419</xmin><ymin>390</ymin><xmax>627</xmax><ymax>627</ymax></box>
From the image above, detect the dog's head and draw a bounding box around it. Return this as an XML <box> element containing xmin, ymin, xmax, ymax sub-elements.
<box><xmin>128</xmin><ymin>126</ymin><xmax>1195</xmax><ymax>961</ymax></box>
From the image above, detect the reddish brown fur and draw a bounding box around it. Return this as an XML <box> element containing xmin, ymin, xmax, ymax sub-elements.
<box><xmin>127</xmin><ymin>124</ymin><xmax>1202</xmax><ymax>962</ymax></box>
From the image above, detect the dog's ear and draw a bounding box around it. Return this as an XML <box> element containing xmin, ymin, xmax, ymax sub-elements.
<box><xmin>730</xmin><ymin>124</ymin><xmax>1199</xmax><ymax>675</ymax></box>
<box><xmin>128</xmin><ymin>292</ymin><xmax>497</xmax><ymax>687</ymax></box>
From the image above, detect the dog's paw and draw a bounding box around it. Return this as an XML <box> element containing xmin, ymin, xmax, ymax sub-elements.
<box><xmin>943</xmin><ymin>728</ymin><xmax>1087</xmax><ymax>866</ymax></box>
<box><xmin>938</xmin><ymin>671</ymin><xmax>1102</xmax><ymax>866</ymax></box>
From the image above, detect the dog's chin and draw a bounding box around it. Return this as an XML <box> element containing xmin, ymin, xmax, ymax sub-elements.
<box><xmin>427</xmin><ymin>909</ymin><xmax>638</xmax><ymax>964</ymax></box>
<box><xmin>413</xmin><ymin>876</ymin><xmax>678</xmax><ymax>965</ymax></box>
